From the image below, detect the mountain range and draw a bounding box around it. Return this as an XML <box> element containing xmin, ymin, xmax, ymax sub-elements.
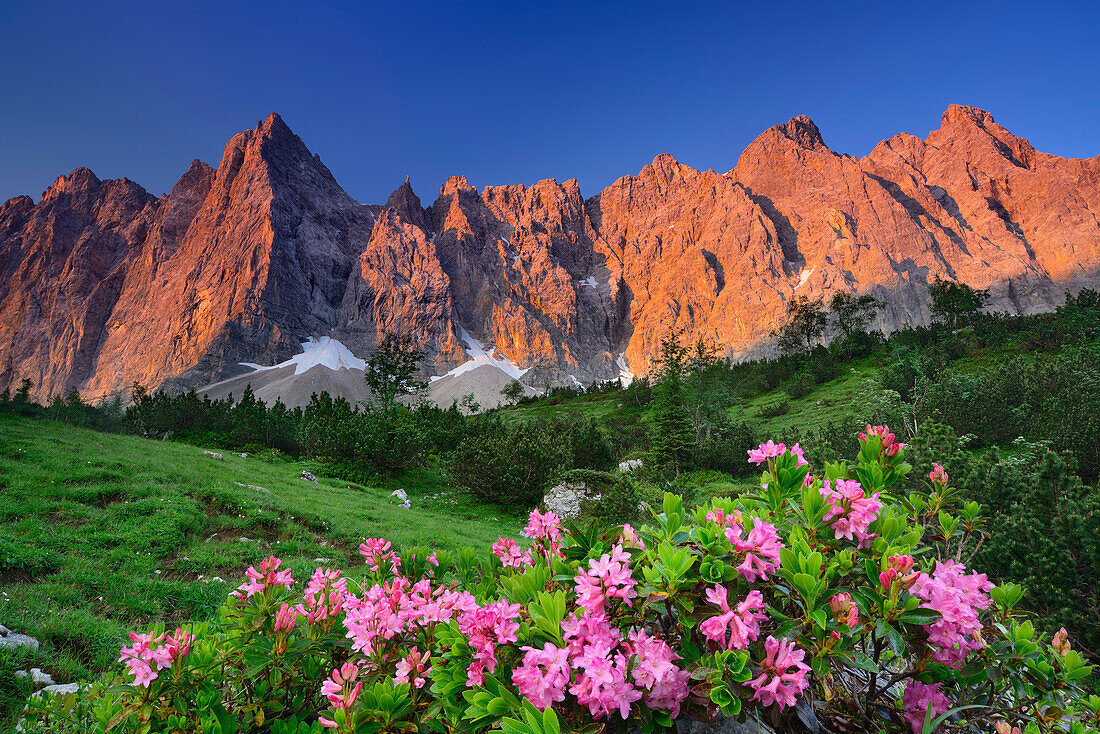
<box><xmin>1</xmin><ymin>104</ymin><xmax>1097</xmax><ymax>406</ymax></box>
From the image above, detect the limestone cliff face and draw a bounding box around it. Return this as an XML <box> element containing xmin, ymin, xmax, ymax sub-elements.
<box><xmin>0</xmin><ymin>105</ymin><xmax>1097</xmax><ymax>401</ymax></box>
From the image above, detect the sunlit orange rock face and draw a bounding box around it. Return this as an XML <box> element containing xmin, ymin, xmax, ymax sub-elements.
<box><xmin>1</xmin><ymin>105</ymin><xmax>1097</xmax><ymax>400</ymax></box>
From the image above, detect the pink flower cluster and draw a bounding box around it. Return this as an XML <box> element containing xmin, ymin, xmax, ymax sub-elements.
<box><xmin>929</xmin><ymin>462</ymin><xmax>949</xmax><ymax>486</ymax></box>
<box><xmin>828</xmin><ymin>592</ymin><xmax>858</xmax><ymax>630</ymax></box>
<box><xmin>319</xmin><ymin>661</ymin><xmax>362</xmax><ymax>729</ymax></box>
<box><xmin>343</xmin><ymin>576</ymin><xmax>478</xmax><ymax>653</ymax></box>
<box><xmin>700</xmin><ymin>585</ymin><xmax>766</xmax><ymax>650</ymax></box>
<box><xmin>524</xmin><ymin>509</ymin><xmax>565</xmax><ymax>559</ymax></box>
<box><xmin>860</xmin><ymin>424</ymin><xmax>905</xmax><ymax>458</ymax></box>
<box><xmin>233</xmin><ymin>555</ymin><xmax>294</xmax><ymax>599</ymax></box>
<box><xmin>459</xmin><ymin>599</ymin><xmax>522</xmax><ymax>686</ymax></box>
<box><xmin>901</xmin><ymin>681</ymin><xmax>949</xmax><ymax>734</ymax></box>
<box><xmin>513</xmin><ymin>618</ymin><xmax>689</xmax><ymax>719</ymax></box>
<box><xmin>747</xmin><ymin>441</ymin><xmax>808</xmax><ymax>467</ymax></box>
<box><xmin>574</xmin><ymin>545</ymin><xmax>637</xmax><ymax>614</ymax></box>
<box><xmin>724</xmin><ymin>518</ymin><xmax>784</xmax><ymax>582</ymax></box>
<box><xmin>394</xmin><ymin>647</ymin><xmax>431</xmax><ymax>688</ymax></box>
<box><xmin>297</xmin><ymin>567</ymin><xmax>348</xmax><ymax>626</ymax></box>
<box><xmin>746</xmin><ymin>636</ymin><xmax>811</xmax><ymax>710</ymax></box>
<box><xmin>359</xmin><ymin>538</ymin><xmax>401</xmax><ymax>575</ymax></box>
<box><xmin>910</xmin><ymin>560</ymin><xmax>993</xmax><ymax>666</ymax></box>
<box><xmin>492</xmin><ymin>536</ymin><xmax>534</xmax><ymax>569</ymax></box>
<box><xmin>118</xmin><ymin>628</ymin><xmax>192</xmax><ymax>688</ymax></box>
<box><xmin>820</xmin><ymin>479</ymin><xmax>882</xmax><ymax>546</ymax></box>
<box><xmin>879</xmin><ymin>554</ymin><xmax>919</xmax><ymax>593</ymax></box>
<box><xmin>620</xmin><ymin>523</ymin><xmax>646</xmax><ymax>550</ymax></box>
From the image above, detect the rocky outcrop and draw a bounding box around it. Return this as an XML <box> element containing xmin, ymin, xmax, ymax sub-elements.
<box><xmin>1</xmin><ymin>106</ymin><xmax>1097</xmax><ymax>402</ymax></box>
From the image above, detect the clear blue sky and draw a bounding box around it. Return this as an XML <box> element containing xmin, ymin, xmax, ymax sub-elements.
<box><xmin>1</xmin><ymin>0</ymin><xmax>1097</xmax><ymax>205</ymax></box>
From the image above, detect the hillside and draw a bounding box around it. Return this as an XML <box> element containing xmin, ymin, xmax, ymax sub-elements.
<box><xmin>0</xmin><ymin>415</ymin><xmax>522</xmax><ymax>725</ymax></box>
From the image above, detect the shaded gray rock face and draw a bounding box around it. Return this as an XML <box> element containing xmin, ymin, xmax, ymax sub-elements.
<box><xmin>2</xmin><ymin>105</ymin><xmax>1099</xmax><ymax>403</ymax></box>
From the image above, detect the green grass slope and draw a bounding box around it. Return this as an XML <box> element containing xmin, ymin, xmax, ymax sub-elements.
<box><xmin>0</xmin><ymin>414</ymin><xmax>520</xmax><ymax>701</ymax></box>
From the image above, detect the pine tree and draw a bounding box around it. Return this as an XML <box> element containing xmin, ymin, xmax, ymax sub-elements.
<box><xmin>649</xmin><ymin>375</ymin><xmax>695</xmax><ymax>476</ymax></box>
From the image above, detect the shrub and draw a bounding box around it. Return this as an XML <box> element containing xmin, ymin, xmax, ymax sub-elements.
<box><xmin>755</xmin><ymin>397</ymin><xmax>790</xmax><ymax>419</ymax></box>
<box><xmin>784</xmin><ymin>372</ymin><xmax>815</xmax><ymax>399</ymax></box>
<box><xmin>695</xmin><ymin>417</ymin><xmax>758</xmax><ymax>476</ymax></box>
<box><xmin>449</xmin><ymin>421</ymin><xmax>569</xmax><ymax>507</ymax></box>
<box><xmin>24</xmin><ymin>429</ymin><xmax>1099</xmax><ymax>734</ymax></box>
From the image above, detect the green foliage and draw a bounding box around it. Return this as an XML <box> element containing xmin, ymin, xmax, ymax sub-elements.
<box><xmin>24</xmin><ymin>431</ymin><xmax>1100</xmax><ymax>734</ymax></box>
<box><xmin>776</xmin><ymin>295</ymin><xmax>827</xmax><ymax>354</ymax></box>
<box><xmin>363</xmin><ymin>333</ymin><xmax>427</xmax><ymax>412</ymax></box>
<box><xmin>956</xmin><ymin>441</ymin><xmax>1100</xmax><ymax>658</ymax></box>
<box><xmin>448</xmin><ymin>419</ymin><xmax>570</xmax><ymax>507</ymax></box>
<box><xmin>829</xmin><ymin>291</ymin><xmax>881</xmax><ymax>339</ymax></box>
<box><xmin>929</xmin><ymin>278</ymin><xmax>989</xmax><ymax>329</ymax></box>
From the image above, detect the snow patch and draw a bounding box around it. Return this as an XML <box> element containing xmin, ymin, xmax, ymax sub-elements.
<box><xmin>238</xmin><ymin>337</ymin><xmax>366</xmax><ymax>377</ymax></box>
<box><xmin>433</xmin><ymin>328</ymin><xmax>529</xmax><ymax>381</ymax></box>
<box><xmin>796</xmin><ymin>266</ymin><xmax>816</xmax><ymax>290</ymax></box>
<box><xmin>617</xmin><ymin>354</ymin><xmax>635</xmax><ymax>387</ymax></box>
<box><xmin>578</xmin><ymin>276</ymin><xmax>598</xmax><ymax>289</ymax></box>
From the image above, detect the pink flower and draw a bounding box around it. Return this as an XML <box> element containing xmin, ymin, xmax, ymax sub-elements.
<box><xmin>321</xmin><ymin>661</ymin><xmax>362</xmax><ymax>710</ymax></box>
<box><xmin>359</xmin><ymin>538</ymin><xmax>401</xmax><ymax>575</ymax></box>
<box><xmin>524</xmin><ymin>509</ymin><xmax>563</xmax><ymax>543</ymax></box>
<box><xmin>746</xmin><ymin>636</ymin><xmax>810</xmax><ymax>710</ymax></box>
<box><xmin>1052</xmin><ymin>627</ymin><xmax>1071</xmax><ymax>655</ymax></box>
<box><xmin>394</xmin><ymin>647</ymin><xmax>431</xmax><ymax>688</ymax></box>
<box><xmin>274</xmin><ymin>602</ymin><xmax>298</xmax><ymax>634</ymax></box>
<box><xmin>699</xmin><ymin>585</ymin><xmax>767</xmax><ymax>650</ymax></box>
<box><xmin>562</xmin><ymin>610</ymin><xmax>622</xmax><ymax>659</ymax></box>
<box><xmin>297</xmin><ymin>567</ymin><xmax>348</xmax><ymax>625</ymax></box>
<box><xmin>860</xmin><ymin>424</ymin><xmax>905</xmax><ymax>458</ymax></box>
<box><xmin>119</xmin><ymin>628</ymin><xmax>191</xmax><ymax>688</ymax></box>
<box><xmin>929</xmin><ymin>462</ymin><xmax>949</xmax><ymax>486</ymax></box>
<box><xmin>512</xmin><ymin>643</ymin><xmax>571</xmax><ymax>710</ymax></box>
<box><xmin>233</xmin><ymin>555</ymin><xmax>295</xmax><ymax>599</ymax></box>
<box><xmin>910</xmin><ymin>561</ymin><xmax>993</xmax><ymax>667</ymax></box>
<box><xmin>747</xmin><ymin>440</ymin><xmax>786</xmax><ymax>465</ymax></box>
<box><xmin>901</xmin><ymin>681</ymin><xmax>950</xmax><ymax>734</ymax></box>
<box><xmin>574</xmin><ymin>545</ymin><xmax>637</xmax><ymax>614</ymax></box>
<box><xmin>705</xmin><ymin>507</ymin><xmax>742</xmax><ymax>529</ymax></box>
<box><xmin>828</xmin><ymin>593</ymin><xmax>858</xmax><ymax>630</ymax></box>
<box><xmin>568</xmin><ymin>649</ymin><xmax>643</xmax><ymax>719</ymax></box>
<box><xmin>789</xmin><ymin>443</ymin><xmax>809</xmax><ymax>467</ymax></box>
<box><xmin>725</xmin><ymin>518</ymin><xmax>784</xmax><ymax>582</ymax></box>
<box><xmin>620</xmin><ymin>523</ymin><xmax>646</xmax><ymax>550</ymax></box>
<box><xmin>427</xmin><ymin>552</ymin><xmax>439</xmax><ymax>567</ymax></box>
<box><xmin>492</xmin><ymin>537</ymin><xmax>534</xmax><ymax>569</ymax></box>
<box><xmin>820</xmin><ymin>479</ymin><xmax>882</xmax><ymax>546</ymax></box>
<box><xmin>626</xmin><ymin>631</ymin><xmax>690</xmax><ymax>717</ymax></box>
<box><xmin>458</xmin><ymin>600</ymin><xmax>522</xmax><ymax>686</ymax></box>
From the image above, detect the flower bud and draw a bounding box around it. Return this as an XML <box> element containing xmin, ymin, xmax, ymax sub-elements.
<box><xmin>879</xmin><ymin>568</ymin><xmax>898</xmax><ymax>591</ymax></box>
<box><xmin>888</xmin><ymin>554</ymin><xmax>915</xmax><ymax>574</ymax></box>
<box><xmin>1052</xmin><ymin>627</ymin><xmax>1071</xmax><ymax>655</ymax></box>
<box><xmin>929</xmin><ymin>462</ymin><xmax>949</xmax><ymax>486</ymax></box>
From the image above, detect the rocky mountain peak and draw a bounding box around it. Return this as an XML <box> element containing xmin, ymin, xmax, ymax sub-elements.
<box><xmin>42</xmin><ymin>167</ymin><xmax>102</xmax><ymax>201</ymax></box>
<box><xmin>776</xmin><ymin>115</ymin><xmax>827</xmax><ymax>150</ymax></box>
<box><xmin>384</xmin><ymin>177</ymin><xmax>429</xmax><ymax>230</ymax></box>
<box><xmin>940</xmin><ymin>104</ymin><xmax>996</xmax><ymax>130</ymax></box>
<box><xmin>2</xmin><ymin>105</ymin><xmax>1098</xmax><ymax>405</ymax></box>
<box><xmin>440</xmin><ymin>175</ymin><xmax>476</xmax><ymax>197</ymax></box>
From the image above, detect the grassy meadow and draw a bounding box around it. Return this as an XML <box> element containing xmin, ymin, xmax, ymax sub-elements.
<box><xmin>0</xmin><ymin>414</ymin><xmax>522</xmax><ymax>723</ymax></box>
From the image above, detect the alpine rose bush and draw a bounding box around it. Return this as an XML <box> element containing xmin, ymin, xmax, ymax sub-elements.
<box><xmin>21</xmin><ymin>429</ymin><xmax>1100</xmax><ymax>734</ymax></box>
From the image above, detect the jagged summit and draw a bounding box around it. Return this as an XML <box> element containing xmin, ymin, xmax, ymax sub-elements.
<box><xmin>1</xmin><ymin>106</ymin><xmax>1098</xmax><ymax>405</ymax></box>
<box><xmin>775</xmin><ymin>115</ymin><xmax>828</xmax><ymax>150</ymax></box>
